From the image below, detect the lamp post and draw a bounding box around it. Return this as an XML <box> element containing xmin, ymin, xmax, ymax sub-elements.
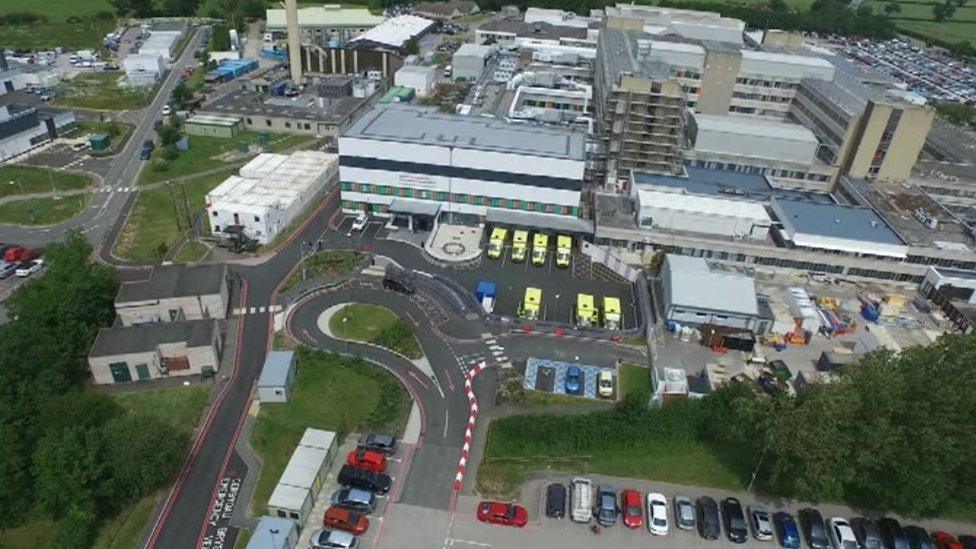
<box><xmin>10</xmin><ymin>180</ymin><xmax>23</xmax><ymax>195</ymax></box>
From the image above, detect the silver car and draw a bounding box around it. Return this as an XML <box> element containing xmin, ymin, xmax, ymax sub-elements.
<box><xmin>750</xmin><ymin>506</ymin><xmax>773</xmax><ymax>541</ymax></box>
<box><xmin>310</xmin><ymin>528</ymin><xmax>357</xmax><ymax>549</ymax></box>
<box><xmin>674</xmin><ymin>495</ymin><xmax>696</xmax><ymax>530</ymax></box>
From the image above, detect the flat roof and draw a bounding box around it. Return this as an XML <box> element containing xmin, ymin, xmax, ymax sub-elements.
<box><xmin>201</xmin><ymin>89</ymin><xmax>366</xmax><ymax>125</ymax></box>
<box><xmin>278</xmin><ymin>446</ymin><xmax>327</xmax><ymax>489</ymax></box>
<box><xmin>268</xmin><ymin>483</ymin><xmax>309</xmax><ymax>511</ymax></box>
<box><xmin>632</xmin><ymin>166</ymin><xmax>834</xmax><ymax>204</ymax></box>
<box><xmin>208</xmin><ymin>151</ymin><xmax>337</xmax><ymax>213</ymax></box>
<box><xmin>117</xmin><ymin>264</ymin><xmax>226</xmax><ymax>303</ymax></box>
<box><xmin>477</xmin><ymin>19</ymin><xmax>589</xmax><ymax>41</ymax></box>
<box><xmin>258</xmin><ymin>351</ymin><xmax>294</xmax><ymax>388</ymax></box>
<box><xmin>266</xmin><ymin>5</ymin><xmax>385</xmax><ymax>29</ymax></box>
<box><xmin>692</xmin><ymin>113</ymin><xmax>818</xmax><ymax>144</ymax></box>
<box><xmin>636</xmin><ymin>188</ymin><xmax>772</xmax><ymax>222</ymax></box>
<box><xmin>665</xmin><ymin>254</ymin><xmax>759</xmax><ymax>316</ymax></box>
<box><xmin>597</xmin><ymin>28</ymin><xmax>671</xmax><ymax>85</ymax></box>
<box><xmin>248</xmin><ymin>517</ymin><xmax>298</xmax><ymax>549</ymax></box>
<box><xmin>342</xmin><ymin>104</ymin><xmax>586</xmax><ymax>160</ymax></box>
<box><xmin>299</xmin><ymin>428</ymin><xmax>337</xmax><ymax>451</ymax></box>
<box><xmin>486</xmin><ymin>208</ymin><xmax>594</xmax><ymax>234</ymax></box>
<box><xmin>454</xmin><ymin>43</ymin><xmax>495</xmax><ymax>58</ymax></box>
<box><xmin>187</xmin><ymin>113</ymin><xmax>242</xmax><ymax>126</ymax></box>
<box><xmin>771</xmin><ymin>198</ymin><xmax>905</xmax><ymax>245</ymax></box>
<box><xmin>90</xmin><ymin>319</ymin><xmax>216</xmax><ymax>357</ymax></box>
<box><xmin>349</xmin><ymin>15</ymin><xmax>434</xmax><ymax>48</ymax></box>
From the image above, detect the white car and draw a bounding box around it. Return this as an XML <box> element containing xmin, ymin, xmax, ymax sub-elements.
<box><xmin>598</xmin><ymin>369</ymin><xmax>614</xmax><ymax>398</ymax></box>
<box><xmin>829</xmin><ymin>517</ymin><xmax>859</xmax><ymax>549</ymax></box>
<box><xmin>15</xmin><ymin>259</ymin><xmax>43</xmax><ymax>277</ymax></box>
<box><xmin>161</xmin><ymin>104</ymin><xmax>172</xmax><ymax>115</ymax></box>
<box><xmin>646</xmin><ymin>492</ymin><xmax>669</xmax><ymax>536</ymax></box>
<box><xmin>350</xmin><ymin>212</ymin><xmax>369</xmax><ymax>232</ymax></box>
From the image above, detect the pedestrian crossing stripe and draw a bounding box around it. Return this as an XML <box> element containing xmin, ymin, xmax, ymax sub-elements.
<box><xmin>232</xmin><ymin>304</ymin><xmax>283</xmax><ymax>315</ymax></box>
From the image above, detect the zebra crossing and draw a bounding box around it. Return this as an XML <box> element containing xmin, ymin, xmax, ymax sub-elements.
<box><xmin>94</xmin><ymin>186</ymin><xmax>134</xmax><ymax>193</ymax></box>
<box><xmin>232</xmin><ymin>304</ymin><xmax>284</xmax><ymax>315</ymax></box>
<box><xmin>456</xmin><ymin>338</ymin><xmax>510</xmax><ymax>370</ymax></box>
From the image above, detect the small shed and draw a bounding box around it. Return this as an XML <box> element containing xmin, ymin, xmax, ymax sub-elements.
<box><xmin>246</xmin><ymin>516</ymin><xmax>299</xmax><ymax>549</ymax></box>
<box><xmin>186</xmin><ymin>114</ymin><xmax>244</xmax><ymax>138</ymax></box>
<box><xmin>89</xmin><ymin>133</ymin><xmax>111</xmax><ymax>151</ymax></box>
<box><xmin>257</xmin><ymin>350</ymin><xmax>296</xmax><ymax>403</ymax></box>
<box><xmin>267</xmin><ymin>428</ymin><xmax>338</xmax><ymax>524</ymax></box>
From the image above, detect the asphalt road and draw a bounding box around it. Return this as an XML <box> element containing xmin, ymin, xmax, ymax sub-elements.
<box><xmin>0</xmin><ymin>27</ymin><xmax>207</xmax><ymax>251</ymax></box>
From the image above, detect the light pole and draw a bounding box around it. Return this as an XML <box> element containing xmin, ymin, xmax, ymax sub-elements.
<box><xmin>269</xmin><ymin>527</ymin><xmax>280</xmax><ymax>549</ymax></box>
<box><xmin>555</xmin><ymin>293</ymin><xmax>561</xmax><ymax>323</ymax></box>
<box><xmin>10</xmin><ymin>180</ymin><xmax>23</xmax><ymax>195</ymax></box>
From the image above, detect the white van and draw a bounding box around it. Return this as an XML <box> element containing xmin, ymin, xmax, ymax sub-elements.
<box><xmin>570</xmin><ymin>477</ymin><xmax>593</xmax><ymax>523</ymax></box>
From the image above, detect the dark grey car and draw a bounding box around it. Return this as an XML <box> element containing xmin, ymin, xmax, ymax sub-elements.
<box><xmin>595</xmin><ymin>484</ymin><xmax>617</xmax><ymax>526</ymax></box>
<box><xmin>697</xmin><ymin>496</ymin><xmax>721</xmax><ymax>540</ymax></box>
<box><xmin>798</xmin><ymin>508</ymin><xmax>829</xmax><ymax>549</ymax></box>
<box><xmin>357</xmin><ymin>433</ymin><xmax>397</xmax><ymax>455</ymax></box>
<box><xmin>851</xmin><ymin>517</ymin><xmax>884</xmax><ymax>549</ymax></box>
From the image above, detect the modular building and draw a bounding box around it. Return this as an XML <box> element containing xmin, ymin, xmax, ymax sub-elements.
<box><xmin>394</xmin><ymin>64</ymin><xmax>436</xmax><ymax>97</ymax></box>
<box><xmin>247</xmin><ymin>516</ymin><xmax>299</xmax><ymax>549</ymax></box>
<box><xmin>452</xmin><ymin>44</ymin><xmax>494</xmax><ymax>81</ymax></box>
<box><xmin>347</xmin><ymin>15</ymin><xmax>435</xmax><ymax>53</ymax></box>
<box><xmin>185</xmin><ymin>113</ymin><xmax>245</xmax><ymax>138</ymax></box>
<box><xmin>634</xmin><ymin>187</ymin><xmax>771</xmax><ymax>241</ymax></box>
<box><xmin>114</xmin><ymin>264</ymin><xmax>229</xmax><ymax>326</ymax></box>
<box><xmin>268</xmin><ymin>428</ymin><xmax>338</xmax><ymax>523</ymax></box>
<box><xmin>661</xmin><ymin>254</ymin><xmax>760</xmax><ymax>330</ymax></box>
<box><xmin>124</xmin><ymin>53</ymin><xmax>166</xmax><ymax>85</ymax></box>
<box><xmin>140</xmin><ymin>31</ymin><xmax>182</xmax><ymax>62</ymax></box>
<box><xmin>88</xmin><ymin>319</ymin><xmax>222</xmax><ymax>384</ymax></box>
<box><xmin>207</xmin><ymin>151</ymin><xmax>338</xmax><ymax>244</ymax></box>
<box><xmin>339</xmin><ymin>104</ymin><xmax>591</xmax><ymax>234</ymax></box>
<box><xmin>206</xmin><ymin>58</ymin><xmax>259</xmax><ymax>83</ymax></box>
<box><xmin>257</xmin><ymin>350</ymin><xmax>296</xmax><ymax>403</ymax></box>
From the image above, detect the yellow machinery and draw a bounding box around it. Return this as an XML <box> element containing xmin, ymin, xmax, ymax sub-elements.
<box><xmin>555</xmin><ymin>235</ymin><xmax>572</xmax><ymax>268</ymax></box>
<box><xmin>576</xmin><ymin>293</ymin><xmax>597</xmax><ymax>326</ymax></box>
<box><xmin>511</xmin><ymin>230</ymin><xmax>528</xmax><ymax>262</ymax></box>
<box><xmin>487</xmin><ymin>227</ymin><xmax>507</xmax><ymax>259</ymax></box>
<box><xmin>531</xmin><ymin>233</ymin><xmax>549</xmax><ymax>266</ymax></box>
<box><xmin>519</xmin><ymin>287</ymin><xmax>542</xmax><ymax>320</ymax></box>
<box><xmin>602</xmin><ymin>296</ymin><xmax>621</xmax><ymax>330</ymax></box>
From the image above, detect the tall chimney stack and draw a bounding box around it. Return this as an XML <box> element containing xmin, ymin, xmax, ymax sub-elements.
<box><xmin>285</xmin><ymin>0</ymin><xmax>302</xmax><ymax>86</ymax></box>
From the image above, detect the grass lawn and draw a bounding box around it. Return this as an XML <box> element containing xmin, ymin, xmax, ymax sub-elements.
<box><xmin>0</xmin><ymin>165</ymin><xmax>91</xmax><ymax>198</ymax></box>
<box><xmin>54</xmin><ymin>73</ymin><xmax>153</xmax><ymax>111</ymax></box>
<box><xmin>249</xmin><ymin>348</ymin><xmax>410</xmax><ymax>513</ymax></box>
<box><xmin>92</xmin><ymin>493</ymin><xmax>159</xmax><ymax>549</ymax></box>
<box><xmin>75</xmin><ymin>119</ymin><xmax>134</xmax><ymax>156</ymax></box>
<box><xmin>0</xmin><ymin>19</ymin><xmax>115</xmax><ymax>50</ymax></box>
<box><xmin>894</xmin><ymin>19</ymin><xmax>976</xmax><ymax>43</ymax></box>
<box><xmin>0</xmin><ymin>0</ymin><xmax>112</xmax><ymax>19</ymax></box>
<box><xmin>523</xmin><ymin>390</ymin><xmax>608</xmax><ymax>407</ymax></box>
<box><xmin>111</xmin><ymin>385</ymin><xmax>212</xmax><ymax>435</ymax></box>
<box><xmin>281</xmin><ymin>250</ymin><xmax>362</xmax><ymax>292</ymax></box>
<box><xmin>619</xmin><ymin>363</ymin><xmax>651</xmax><ymax>399</ymax></box>
<box><xmin>114</xmin><ymin>168</ymin><xmax>235</xmax><ymax>262</ymax></box>
<box><xmin>0</xmin><ymin>518</ymin><xmax>57</xmax><ymax>549</ymax></box>
<box><xmin>174</xmin><ymin>240</ymin><xmax>211</xmax><ymax>263</ymax></box>
<box><xmin>0</xmin><ymin>194</ymin><xmax>89</xmax><ymax>225</ymax></box>
<box><xmin>329</xmin><ymin>303</ymin><xmax>423</xmax><ymax>359</ymax></box>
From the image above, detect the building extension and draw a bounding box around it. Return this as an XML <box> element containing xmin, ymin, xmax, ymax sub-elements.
<box><xmin>114</xmin><ymin>264</ymin><xmax>229</xmax><ymax>326</ymax></box>
<box><xmin>0</xmin><ymin>103</ymin><xmax>76</xmax><ymax>162</ymax></box>
<box><xmin>88</xmin><ymin>319</ymin><xmax>222</xmax><ymax>384</ymax></box>
<box><xmin>661</xmin><ymin>254</ymin><xmax>761</xmax><ymax>330</ymax></box>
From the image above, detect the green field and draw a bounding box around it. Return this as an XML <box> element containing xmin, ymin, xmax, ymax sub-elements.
<box><xmin>114</xmin><ymin>169</ymin><xmax>235</xmax><ymax>262</ymax></box>
<box><xmin>0</xmin><ymin>194</ymin><xmax>90</xmax><ymax>225</ymax></box>
<box><xmin>895</xmin><ymin>18</ymin><xmax>976</xmax><ymax>43</ymax></box>
<box><xmin>75</xmin><ymin>120</ymin><xmax>134</xmax><ymax>156</ymax></box>
<box><xmin>329</xmin><ymin>303</ymin><xmax>423</xmax><ymax>359</ymax></box>
<box><xmin>54</xmin><ymin>73</ymin><xmax>153</xmax><ymax>111</ymax></box>
<box><xmin>0</xmin><ymin>165</ymin><xmax>91</xmax><ymax>198</ymax></box>
<box><xmin>0</xmin><ymin>0</ymin><xmax>112</xmax><ymax>19</ymax></box>
<box><xmin>174</xmin><ymin>240</ymin><xmax>211</xmax><ymax>263</ymax></box>
<box><xmin>619</xmin><ymin>363</ymin><xmax>651</xmax><ymax>399</ymax></box>
<box><xmin>249</xmin><ymin>349</ymin><xmax>410</xmax><ymax>513</ymax></box>
<box><xmin>0</xmin><ymin>0</ymin><xmax>114</xmax><ymax>49</ymax></box>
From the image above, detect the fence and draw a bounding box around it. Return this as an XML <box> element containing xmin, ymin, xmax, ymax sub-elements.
<box><xmin>580</xmin><ymin>241</ymin><xmax>640</xmax><ymax>283</ymax></box>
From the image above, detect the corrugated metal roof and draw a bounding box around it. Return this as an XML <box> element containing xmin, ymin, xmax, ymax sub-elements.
<box><xmin>637</xmin><ymin>188</ymin><xmax>772</xmax><ymax>222</ymax></box>
<box><xmin>349</xmin><ymin>15</ymin><xmax>434</xmax><ymax>48</ymax></box>
<box><xmin>266</xmin><ymin>6</ymin><xmax>385</xmax><ymax>29</ymax></box>
<box><xmin>665</xmin><ymin>254</ymin><xmax>758</xmax><ymax>316</ymax></box>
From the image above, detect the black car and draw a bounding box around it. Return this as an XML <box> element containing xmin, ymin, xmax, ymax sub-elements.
<box><xmin>357</xmin><ymin>433</ymin><xmax>397</xmax><ymax>455</ymax></box>
<box><xmin>382</xmin><ymin>275</ymin><xmax>414</xmax><ymax>294</ymax></box>
<box><xmin>545</xmin><ymin>483</ymin><xmax>566</xmax><ymax>519</ymax></box>
<box><xmin>153</xmin><ymin>119</ymin><xmax>164</xmax><ymax>132</ymax></box>
<box><xmin>336</xmin><ymin>465</ymin><xmax>391</xmax><ymax>495</ymax></box>
<box><xmin>878</xmin><ymin>518</ymin><xmax>911</xmax><ymax>549</ymax></box>
<box><xmin>850</xmin><ymin>517</ymin><xmax>884</xmax><ymax>549</ymax></box>
<box><xmin>904</xmin><ymin>526</ymin><xmax>935</xmax><ymax>549</ymax></box>
<box><xmin>959</xmin><ymin>535</ymin><xmax>976</xmax><ymax>549</ymax></box>
<box><xmin>722</xmin><ymin>498</ymin><xmax>748</xmax><ymax>543</ymax></box>
<box><xmin>798</xmin><ymin>508</ymin><xmax>830</xmax><ymax>549</ymax></box>
<box><xmin>697</xmin><ymin>496</ymin><xmax>721</xmax><ymax>540</ymax></box>
<box><xmin>142</xmin><ymin>139</ymin><xmax>155</xmax><ymax>151</ymax></box>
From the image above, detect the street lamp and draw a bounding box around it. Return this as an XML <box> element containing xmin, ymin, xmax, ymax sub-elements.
<box><xmin>9</xmin><ymin>180</ymin><xmax>23</xmax><ymax>195</ymax></box>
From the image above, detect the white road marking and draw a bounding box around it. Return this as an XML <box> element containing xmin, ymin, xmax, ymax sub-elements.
<box><xmin>443</xmin><ymin>409</ymin><xmax>449</xmax><ymax>438</ymax></box>
<box><xmin>448</xmin><ymin>540</ymin><xmax>492</xmax><ymax>548</ymax></box>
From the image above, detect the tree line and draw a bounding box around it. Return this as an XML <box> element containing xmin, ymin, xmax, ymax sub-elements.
<box><xmin>491</xmin><ymin>333</ymin><xmax>976</xmax><ymax>517</ymax></box>
<box><xmin>0</xmin><ymin>233</ymin><xmax>188</xmax><ymax>547</ymax></box>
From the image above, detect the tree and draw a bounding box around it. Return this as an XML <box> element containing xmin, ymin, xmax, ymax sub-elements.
<box><xmin>52</xmin><ymin>503</ymin><xmax>99</xmax><ymax>549</ymax></box>
<box><xmin>0</xmin><ymin>423</ymin><xmax>33</xmax><ymax>527</ymax></box>
<box><xmin>933</xmin><ymin>1</ymin><xmax>956</xmax><ymax>21</ymax></box>
<box><xmin>158</xmin><ymin>123</ymin><xmax>182</xmax><ymax>147</ymax></box>
<box><xmin>39</xmin><ymin>391</ymin><xmax>122</xmax><ymax>434</ymax></box>
<box><xmin>404</xmin><ymin>38</ymin><xmax>420</xmax><ymax>56</ymax></box>
<box><xmin>884</xmin><ymin>2</ymin><xmax>901</xmax><ymax>14</ymax></box>
<box><xmin>100</xmin><ymin>414</ymin><xmax>187</xmax><ymax>501</ymax></box>
<box><xmin>935</xmin><ymin>101</ymin><xmax>976</xmax><ymax>126</ymax></box>
<box><xmin>171</xmin><ymin>81</ymin><xmax>192</xmax><ymax>111</ymax></box>
<box><xmin>108</xmin><ymin>0</ymin><xmax>155</xmax><ymax>17</ymax></box>
<box><xmin>33</xmin><ymin>427</ymin><xmax>107</xmax><ymax>516</ymax></box>
<box><xmin>161</xmin><ymin>0</ymin><xmax>200</xmax><ymax>16</ymax></box>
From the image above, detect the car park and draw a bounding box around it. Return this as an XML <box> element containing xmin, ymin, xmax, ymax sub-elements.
<box><xmin>829</xmin><ymin>517</ymin><xmax>859</xmax><ymax>549</ymax></box>
<box><xmin>774</xmin><ymin>511</ymin><xmax>801</xmax><ymax>549</ymax></box>
<box><xmin>934</xmin><ymin>532</ymin><xmax>964</xmax><ymax>549</ymax></box>
<box><xmin>336</xmin><ymin>465</ymin><xmax>391</xmax><ymax>495</ymax></box>
<box><xmin>851</xmin><ymin>517</ymin><xmax>884</xmax><ymax>549</ymax></box>
<box><xmin>879</xmin><ymin>518</ymin><xmax>911</xmax><ymax>549</ymax></box>
<box><xmin>646</xmin><ymin>492</ymin><xmax>668</xmax><ymax>535</ymax></box>
<box><xmin>323</xmin><ymin>506</ymin><xmax>369</xmax><ymax>535</ymax></box>
<box><xmin>357</xmin><ymin>433</ymin><xmax>397</xmax><ymax>455</ymax></box>
<box><xmin>476</xmin><ymin>501</ymin><xmax>527</xmax><ymax>527</ymax></box>
<box><xmin>564</xmin><ymin>365</ymin><xmax>582</xmax><ymax>395</ymax></box>
<box><xmin>722</xmin><ymin>498</ymin><xmax>748</xmax><ymax>544</ymax></box>
<box><xmin>351</xmin><ymin>212</ymin><xmax>369</xmax><ymax>233</ymax></box>
<box><xmin>545</xmin><ymin>483</ymin><xmax>566</xmax><ymax>519</ymax></box>
<box><xmin>346</xmin><ymin>449</ymin><xmax>386</xmax><ymax>472</ymax></box>
<box><xmin>595</xmin><ymin>484</ymin><xmax>618</xmax><ymax>527</ymax></box>
<box><xmin>15</xmin><ymin>259</ymin><xmax>43</xmax><ymax>277</ymax></box>
<box><xmin>620</xmin><ymin>489</ymin><xmax>642</xmax><ymax>529</ymax></box>
<box><xmin>570</xmin><ymin>478</ymin><xmax>592</xmax><ymax>523</ymax></box>
<box><xmin>330</xmin><ymin>488</ymin><xmax>375</xmax><ymax>514</ymax></box>
<box><xmin>799</xmin><ymin>508</ymin><xmax>830</xmax><ymax>549</ymax></box>
<box><xmin>750</xmin><ymin>507</ymin><xmax>773</xmax><ymax>541</ymax></box>
<box><xmin>697</xmin><ymin>496</ymin><xmax>721</xmax><ymax>540</ymax></box>
<box><xmin>905</xmin><ymin>526</ymin><xmax>936</xmax><ymax>549</ymax></box>
<box><xmin>309</xmin><ymin>528</ymin><xmax>357</xmax><ymax>549</ymax></box>
<box><xmin>674</xmin><ymin>495</ymin><xmax>696</xmax><ymax>530</ymax></box>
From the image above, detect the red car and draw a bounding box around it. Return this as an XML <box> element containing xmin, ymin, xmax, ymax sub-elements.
<box><xmin>346</xmin><ymin>449</ymin><xmax>386</xmax><ymax>472</ymax></box>
<box><xmin>476</xmin><ymin>501</ymin><xmax>528</xmax><ymax>527</ymax></box>
<box><xmin>934</xmin><ymin>532</ymin><xmax>964</xmax><ymax>549</ymax></box>
<box><xmin>620</xmin><ymin>489</ymin><xmax>643</xmax><ymax>529</ymax></box>
<box><xmin>323</xmin><ymin>506</ymin><xmax>369</xmax><ymax>535</ymax></box>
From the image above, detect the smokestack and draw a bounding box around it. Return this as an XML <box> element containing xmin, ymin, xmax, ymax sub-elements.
<box><xmin>285</xmin><ymin>0</ymin><xmax>302</xmax><ymax>86</ymax></box>
<box><xmin>0</xmin><ymin>50</ymin><xmax>7</xmax><ymax>71</ymax></box>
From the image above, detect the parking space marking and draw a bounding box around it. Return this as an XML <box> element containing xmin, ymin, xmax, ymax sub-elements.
<box><xmin>447</xmin><ymin>539</ymin><xmax>492</xmax><ymax>548</ymax></box>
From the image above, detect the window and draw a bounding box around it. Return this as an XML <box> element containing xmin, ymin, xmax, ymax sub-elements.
<box><xmin>289</xmin><ymin>512</ymin><xmax>299</xmax><ymax>520</ymax></box>
<box><xmin>245</xmin><ymin>117</ymin><xmax>252</xmax><ymax>124</ymax></box>
<box><xmin>274</xmin><ymin>388</ymin><xmax>284</xmax><ymax>395</ymax></box>
<box><xmin>304</xmin><ymin>123</ymin><xmax>311</xmax><ymax>130</ymax></box>
<box><xmin>214</xmin><ymin>225</ymin><xmax>220</xmax><ymax>232</ymax></box>
<box><xmin>277</xmin><ymin>510</ymin><xmax>287</xmax><ymax>518</ymax></box>
<box><xmin>253</xmin><ymin>216</ymin><xmax>260</xmax><ymax>222</ymax></box>
<box><xmin>284</xmin><ymin>122</ymin><xmax>291</xmax><ymax>128</ymax></box>
<box><xmin>265</xmin><ymin>119</ymin><xmax>272</xmax><ymax>127</ymax></box>
<box><xmin>212</xmin><ymin>211</ymin><xmax>218</xmax><ymax>217</ymax></box>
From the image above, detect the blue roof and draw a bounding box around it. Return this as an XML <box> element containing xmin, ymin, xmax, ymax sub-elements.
<box><xmin>632</xmin><ymin>166</ymin><xmax>834</xmax><ymax>204</ymax></box>
<box><xmin>257</xmin><ymin>350</ymin><xmax>294</xmax><ymax>388</ymax></box>
<box><xmin>247</xmin><ymin>516</ymin><xmax>297</xmax><ymax>549</ymax></box>
<box><xmin>771</xmin><ymin>198</ymin><xmax>905</xmax><ymax>245</ymax></box>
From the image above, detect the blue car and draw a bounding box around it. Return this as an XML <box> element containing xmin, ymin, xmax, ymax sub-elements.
<box><xmin>774</xmin><ymin>511</ymin><xmax>801</xmax><ymax>549</ymax></box>
<box><xmin>564</xmin><ymin>365</ymin><xmax>582</xmax><ymax>395</ymax></box>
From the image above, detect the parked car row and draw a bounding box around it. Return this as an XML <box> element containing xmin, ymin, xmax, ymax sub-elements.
<box><xmin>0</xmin><ymin>244</ymin><xmax>42</xmax><ymax>280</ymax></box>
<box><xmin>310</xmin><ymin>433</ymin><xmax>398</xmax><ymax>549</ymax></box>
<box><xmin>533</xmin><ymin>479</ymin><xmax>976</xmax><ymax>549</ymax></box>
